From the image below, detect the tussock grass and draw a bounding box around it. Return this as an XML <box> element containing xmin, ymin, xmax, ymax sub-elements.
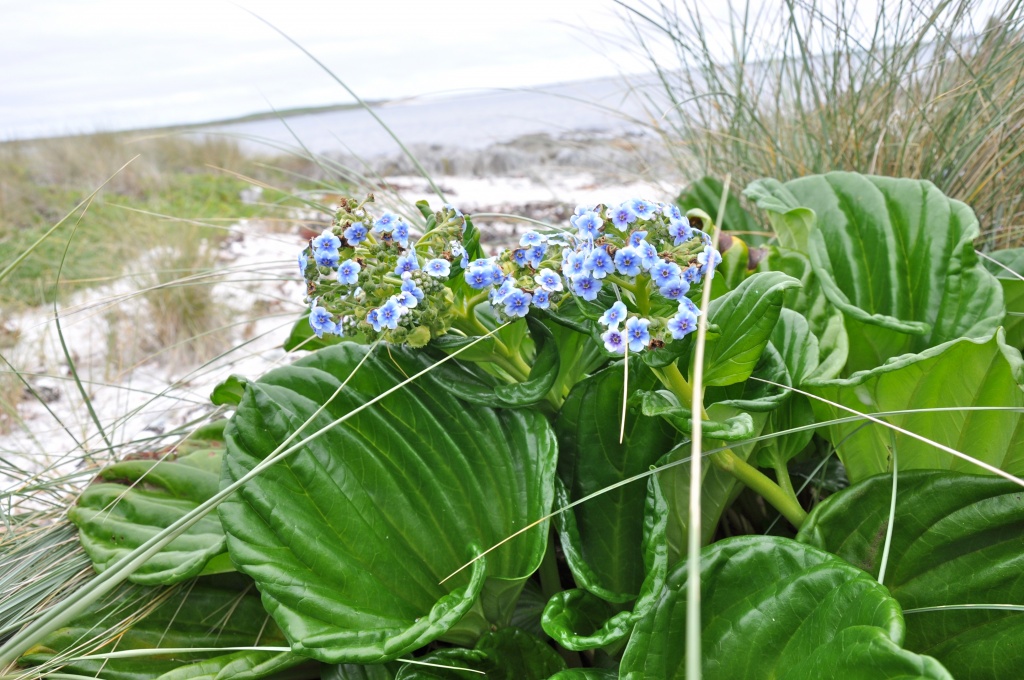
<box><xmin>624</xmin><ymin>0</ymin><xmax>1024</xmax><ymax>247</ymax></box>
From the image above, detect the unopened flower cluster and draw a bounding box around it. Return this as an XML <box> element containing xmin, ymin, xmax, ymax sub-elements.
<box><xmin>298</xmin><ymin>196</ymin><xmax>721</xmax><ymax>354</ymax></box>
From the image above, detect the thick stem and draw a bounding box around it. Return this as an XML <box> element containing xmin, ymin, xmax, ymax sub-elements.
<box><xmin>656</xmin><ymin>362</ymin><xmax>701</xmax><ymax>416</ymax></box>
<box><xmin>772</xmin><ymin>457</ymin><xmax>798</xmax><ymax>506</ymax></box>
<box><xmin>712</xmin><ymin>449</ymin><xmax>807</xmax><ymax>528</ymax></box>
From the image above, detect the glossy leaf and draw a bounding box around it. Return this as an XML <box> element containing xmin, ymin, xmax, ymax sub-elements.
<box><xmin>798</xmin><ymin>470</ymin><xmax>1024</xmax><ymax>680</ymax></box>
<box><xmin>543</xmin><ymin>471</ymin><xmax>668</xmax><ymax>650</ymax></box>
<box><xmin>553</xmin><ymin>358</ymin><xmax>676</xmax><ymax>601</ymax></box>
<box><xmin>219</xmin><ymin>343</ymin><xmax>557</xmax><ymax>664</ymax></box>
<box><xmin>748</xmin><ymin>173</ymin><xmax>1004</xmax><ymax>373</ymax></box>
<box><xmin>211</xmin><ymin>375</ymin><xmax>247</xmax><ymax>406</ymax></box>
<box><xmin>982</xmin><ymin>247</ymin><xmax>1024</xmax><ymax>349</ymax></box>
<box><xmin>703</xmin><ymin>271</ymin><xmax>801</xmax><ymax>386</ymax></box>
<box><xmin>619</xmin><ymin>536</ymin><xmax>952</xmax><ymax>680</ymax></box>
<box><xmin>20</xmin><ymin>575</ymin><xmax>313</xmax><ymax>680</ymax></box>
<box><xmin>548</xmin><ymin>670</ymin><xmax>617</xmax><ymax>680</ymax></box>
<box><xmin>807</xmin><ymin>330</ymin><xmax>1024</xmax><ymax>482</ymax></box>
<box><xmin>392</xmin><ymin>628</ymin><xmax>564</xmax><ymax>679</ymax></box>
<box><xmin>69</xmin><ymin>446</ymin><xmax>231</xmax><ymax>586</ymax></box>
<box><xmin>323</xmin><ymin>662</ymin><xmax>399</xmax><ymax>680</ymax></box>
<box><xmin>282</xmin><ymin>315</ymin><xmax>346</xmax><ymax>352</ymax></box>
<box><xmin>492</xmin><ymin>315</ymin><xmax>560</xmax><ymax>405</ymax></box>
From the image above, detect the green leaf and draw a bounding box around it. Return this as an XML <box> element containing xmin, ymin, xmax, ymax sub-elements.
<box><xmin>748</xmin><ymin>173</ymin><xmax>1004</xmax><ymax>373</ymax></box>
<box><xmin>211</xmin><ymin>375</ymin><xmax>247</xmax><ymax>406</ymax></box>
<box><xmin>703</xmin><ymin>271</ymin><xmax>801</xmax><ymax>386</ymax></box>
<box><xmin>553</xmin><ymin>358</ymin><xmax>677</xmax><ymax>601</ymax></box>
<box><xmin>68</xmin><ymin>446</ymin><xmax>231</xmax><ymax>585</ymax></box>
<box><xmin>219</xmin><ymin>343</ymin><xmax>558</xmax><ymax>664</ymax></box>
<box><xmin>323</xmin><ymin>662</ymin><xmax>399</xmax><ymax>680</ymax></box>
<box><xmin>639</xmin><ymin>390</ymin><xmax>756</xmax><ymax>441</ymax></box>
<box><xmin>492</xmin><ymin>315</ymin><xmax>560</xmax><ymax>405</ymax></box>
<box><xmin>543</xmin><ymin>471</ymin><xmax>668</xmax><ymax>650</ymax></box>
<box><xmin>982</xmin><ymin>247</ymin><xmax>1024</xmax><ymax>350</ymax></box>
<box><xmin>392</xmin><ymin>628</ymin><xmax>565</xmax><ymax>680</ymax></box>
<box><xmin>548</xmin><ymin>670</ymin><xmax>617</xmax><ymax>680</ymax></box>
<box><xmin>20</xmin><ymin>575</ymin><xmax>314</xmax><ymax>680</ymax></box>
<box><xmin>619</xmin><ymin>535</ymin><xmax>953</xmax><ymax>680</ymax></box>
<box><xmin>807</xmin><ymin>329</ymin><xmax>1024</xmax><ymax>482</ymax></box>
<box><xmin>798</xmin><ymin>470</ymin><xmax>1024</xmax><ymax>680</ymax></box>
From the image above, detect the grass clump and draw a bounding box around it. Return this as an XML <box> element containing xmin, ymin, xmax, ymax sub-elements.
<box><xmin>625</xmin><ymin>0</ymin><xmax>1024</xmax><ymax>246</ymax></box>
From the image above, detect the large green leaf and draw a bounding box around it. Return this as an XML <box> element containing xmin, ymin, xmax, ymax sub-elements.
<box><xmin>542</xmin><ymin>472</ymin><xmax>668</xmax><ymax>650</ymax></box>
<box><xmin>747</xmin><ymin>173</ymin><xmax>1004</xmax><ymax>373</ymax></box>
<box><xmin>20</xmin><ymin>575</ymin><xmax>314</xmax><ymax>680</ymax></box>
<box><xmin>68</xmin><ymin>446</ymin><xmax>232</xmax><ymax>585</ymax></box>
<box><xmin>982</xmin><ymin>247</ymin><xmax>1024</xmax><ymax>350</ymax></box>
<box><xmin>703</xmin><ymin>271</ymin><xmax>801</xmax><ymax>386</ymax></box>
<box><xmin>798</xmin><ymin>470</ymin><xmax>1024</xmax><ymax>680</ymax></box>
<box><xmin>553</xmin><ymin>358</ymin><xmax>676</xmax><ymax>601</ymax></box>
<box><xmin>807</xmin><ymin>330</ymin><xmax>1024</xmax><ymax>482</ymax></box>
<box><xmin>619</xmin><ymin>536</ymin><xmax>952</xmax><ymax>680</ymax></box>
<box><xmin>677</xmin><ymin>175</ymin><xmax>769</xmax><ymax>245</ymax></box>
<box><xmin>390</xmin><ymin>628</ymin><xmax>565</xmax><ymax>679</ymax></box>
<box><xmin>219</xmin><ymin>343</ymin><xmax>557</xmax><ymax>664</ymax></box>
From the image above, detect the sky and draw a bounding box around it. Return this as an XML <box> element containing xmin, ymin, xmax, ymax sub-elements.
<box><xmin>0</xmin><ymin>0</ymin><xmax>660</xmax><ymax>139</ymax></box>
<box><xmin>1</xmin><ymin>0</ymin><xmax>1005</xmax><ymax>141</ymax></box>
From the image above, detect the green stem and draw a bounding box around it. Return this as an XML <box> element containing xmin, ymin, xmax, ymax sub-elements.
<box><xmin>772</xmin><ymin>458</ymin><xmax>798</xmax><ymax>506</ymax></box>
<box><xmin>539</xmin><ymin>528</ymin><xmax>562</xmax><ymax>600</ymax></box>
<box><xmin>633</xmin><ymin>274</ymin><xmax>652</xmax><ymax>316</ymax></box>
<box><xmin>605</xmin><ymin>274</ymin><xmax>637</xmax><ymax>295</ymax></box>
<box><xmin>655</xmin><ymin>362</ymin><xmax>700</xmax><ymax>415</ymax></box>
<box><xmin>712</xmin><ymin>449</ymin><xmax>807</xmax><ymax>528</ymax></box>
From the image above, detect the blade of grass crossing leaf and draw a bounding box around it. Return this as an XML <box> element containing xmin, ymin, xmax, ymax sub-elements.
<box><xmin>0</xmin><ymin>327</ymin><xmax>511</xmax><ymax>668</ymax></box>
<box><xmin>621</xmin><ymin>344</ymin><xmax>629</xmax><ymax>444</ymax></box>
<box><xmin>685</xmin><ymin>173</ymin><xmax>731</xmax><ymax>680</ymax></box>
<box><xmin>877</xmin><ymin>431</ymin><xmax>899</xmax><ymax>586</ymax></box>
<box><xmin>750</xmin><ymin>378</ymin><xmax>1024</xmax><ymax>488</ymax></box>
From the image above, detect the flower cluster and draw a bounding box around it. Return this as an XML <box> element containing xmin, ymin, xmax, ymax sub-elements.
<box><xmin>298</xmin><ymin>195</ymin><xmax>721</xmax><ymax>355</ymax></box>
<box><xmin>458</xmin><ymin>198</ymin><xmax>720</xmax><ymax>354</ymax></box>
<box><xmin>298</xmin><ymin>196</ymin><xmax>466</xmax><ymax>347</ymax></box>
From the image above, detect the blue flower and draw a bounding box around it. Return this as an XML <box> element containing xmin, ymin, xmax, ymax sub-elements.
<box><xmin>315</xmin><ymin>248</ymin><xmax>340</xmax><ymax>268</ymax></box>
<box><xmin>602</xmin><ymin>328</ymin><xmax>626</xmax><ymax>354</ymax></box>
<box><xmin>651</xmin><ymin>260</ymin><xmax>682</xmax><ymax>287</ymax></box>
<box><xmin>425</xmin><ymin>258</ymin><xmax>451</xmax><ymax>278</ymax></box>
<box><xmin>378</xmin><ymin>298</ymin><xmax>403</xmax><ymax>329</ymax></box>
<box><xmin>614</xmin><ymin>247</ymin><xmax>642</xmax><ymax>277</ymax></box>
<box><xmin>667</xmin><ymin>204</ymin><xmax>683</xmax><ymax>221</ymax></box>
<box><xmin>503</xmin><ymin>289</ymin><xmax>533</xmax><ymax>318</ymax></box>
<box><xmin>309</xmin><ymin>305</ymin><xmax>338</xmax><ymax>338</ymax></box>
<box><xmin>298</xmin><ymin>249</ymin><xmax>309</xmax><ymax>276</ymax></box>
<box><xmin>585</xmin><ymin>246</ymin><xmax>615</xmax><ymax>279</ymax></box>
<box><xmin>528</xmin><ymin>244</ymin><xmax>546</xmax><ymax>268</ymax></box>
<box><xmin>658</xmin><ymin>277</ymin><xmax>690</xmax><ymax>301</ymax></box>
<box><xmin>668</xmin><ymin>310</ymin><xmax>698</xmax><ymax>339</ymax></box>
<box><xmin>367</xmin><ymin>308</ymin><xmax>383</xmax><ymax>332</ymax></box>
<box><xmin>401</xmin><ymin>277</ymin><xmax>424</xmax><ymax>300</ymax></box>
<box><xmin>572</xmin><ymin>275</ymin><xmax>601</xmax><ymax>301</ymax></box>
<box><xmin>628</xmin><ymin>230</ymin><xmax>648</xmax><ymax>247</ymax></box>
<box><xmin>679</xmin><ymin>297</ymin><xmax>701</xmax><ymax>317</ymax></box>
<box><xmin>394</xmin><ymin>253</ymin><xmax>419</xmax><ymax>275</ymax></box>
<box><xmin>669</xmin><ymin>220</ymin><xmax>694</xmax><ymax>245</ymax></box>
<box><xmin>563</xmin><ymin>250</ymin><xmax>588</xmax><ymax>279</ymax></box>
<box><xmin>611</xmin><ymin>203</ymin><xmax>637</xmax><ymax>231</ymax></box>
<box><xmin>394</xmin><ymin>290</ymin><xmax>419</xmax><ymax>309</ymax></box>
<box><xmin>465</xmin><ymin>259</ymin><xmax>498</xmax><ymax>289</ymax></box>
<box><xmin>630</xmin><ymin>198</ymin><xmax>658</xmax><ymax>220</ymax></box>
<box><xmin>682</xmin><ymin>265</ymin><xmax>702</xmax><ymax>284</ymax></box>
<box><xmin>624</xmin><ymin>316</ymin><xmax>651</xmax><ymax>352</ymax></box>
<box><xmin>312</xmin><ymin>230</ymin><xmax>341</xmax><ymax>252</ymax></box>
<box><xmin>492</xmin><ymin>277</ymin><xmax>516</xmax><ymax>304</ymax></box>
<box><xmin>697</xmin><ymin>246</ymin><xmax>722</xmax><ymax>277</ymax></box>
<box><xmin>338</xmin><ymin>259</ymin><xmax>361</xmax><ymax>285</ymax></box>
<box><xmin>638</xmin><ymin>240</ymin><xmax>659</xmax><ymax>270</ymax></box>
<box><xmin>520</xmin><ymin>231</ymin><xmax>545</xmax><ymax>248</ymax></box>
<box><xmin>512</xmin><ymin>249</ymin><xmax>529</xmax><ymax>268</ymax></box>
<box><xmin>344</xmin><ymin>223</ymin><xmax>368</xmax><ymax>245</ymax></box>
<box><xmin>599</xmin><ymin>300</ymin><xmax>627</xmax><ymax>328</ymax></box>
<box><xmin>393</xmin><ymin>221</ymin><xmax>410</xmax><ymax>247</ymax></box>
<box><xmin>574</xmin><ymin>211</ymin><xmax>603</xmax><ymax>240</ymax></box>
<box><xmin>535</xmin><ymin>268</ymin><xmax>563</xmax><ymax>292</ymax></box>
<box><xmin>532</xmin><ymin>289</ymin><xmax>550</xmax><ymax>309</ymax></box>
<box><xmin>374</xmin><ymin>212</ymin><xmax>398</xmax><ymax>233</ymax></box>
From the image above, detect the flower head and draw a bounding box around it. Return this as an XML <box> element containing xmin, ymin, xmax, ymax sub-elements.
<box><xmin>338</xmin><ymin>259</ymin><xmax>361</xmax><ymax>286</ymax></box>
<box><xmin>602</xmin><ymin>328</ymin><xmax>626</xmax><ymax>354</ymax></box>
<box><xmin>503</xmin><ymin>289</ymin><xmax>532</xmax><ymax>318</ymax></box>
<box><xmin>309</xmin><ymin>305</ymin><xmax>339</xmax><ymax>338</ymax></box>
<box><xmin>599</xmin><ymin>301</ymin><xmax>628</xmax><ymax>328</ymax></box>
<box><xmin>373</xmin><ymin>212</ymin><xmax>399</xmax><ymax>233</ymax></box>
<box><xmin>624</xmin><ymin>316</ymin><xmax>651</xmax><ymax>352</ymax></box>
<box><xmin>425</xmin><ymin>258</ymin><xmax>451</xmax><ymax>278</ymax></box>
<box><xmin>312</xmin><ymin>230</ymin><xmax>341</xmax><ymax>252</ymax></box>
<box><xmin>394</xmin><ymin>252</ymin><xmax>419</xmax><ymax>276</ymax></box>
<box><xmin>344</xmin><ymin>223</ymin><xmax>368</xmax><ymax>245</ymax></box>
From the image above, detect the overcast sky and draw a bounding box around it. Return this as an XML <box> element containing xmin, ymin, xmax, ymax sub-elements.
<box><xmin>0</xmin><ymin>0</ymin><xmax>662</xmax><ymax>138</ymax></box>
<box><xmin>0</xmin><ymin>0</ymin><xmax>1004</xmax><ymax>140</ymax></box>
